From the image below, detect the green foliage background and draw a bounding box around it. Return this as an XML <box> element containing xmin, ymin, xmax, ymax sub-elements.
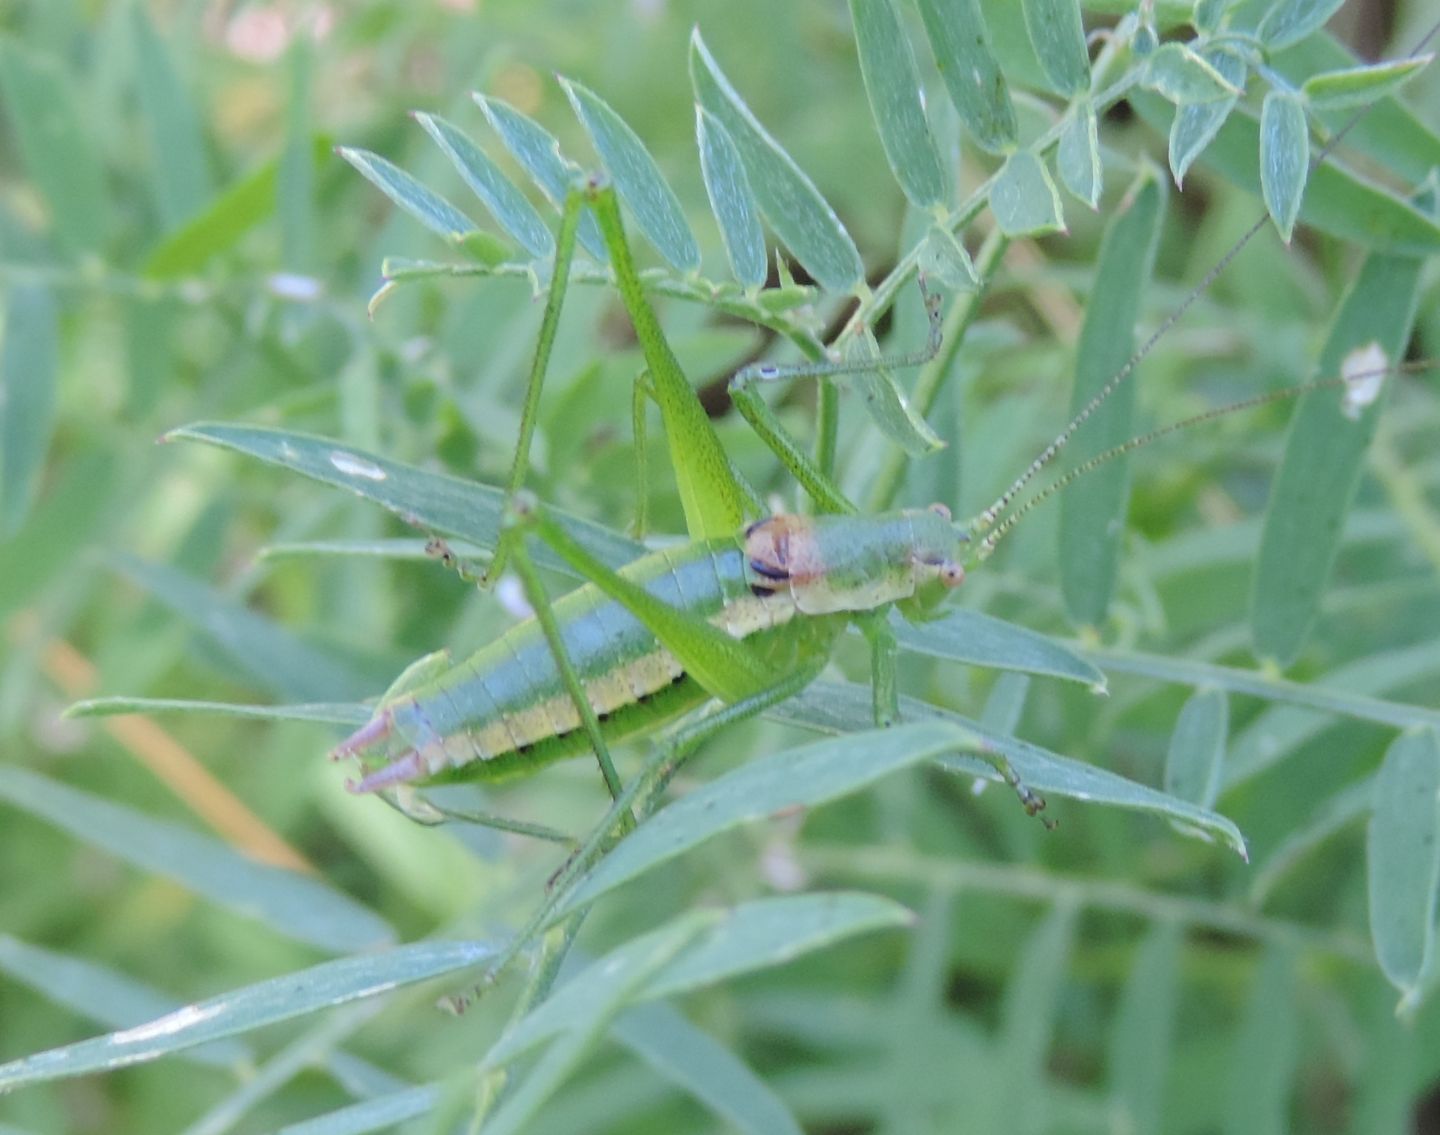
<box><xmin>1</xmin><ymin>1</ymin><xmax>1439</xmax><ymax>1132</ymax></box>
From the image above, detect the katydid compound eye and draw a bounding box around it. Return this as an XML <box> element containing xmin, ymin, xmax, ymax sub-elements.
<box><xmin>940</xmin><ymin>562</ymin><xmax>965</xmax><ymax>588</ymax></box>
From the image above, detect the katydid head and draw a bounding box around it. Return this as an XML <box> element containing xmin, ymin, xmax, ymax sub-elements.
<box><xmin>744</xmin><ymin>503</ymin><xmax>966</xmax><ymax>617</ymax></box>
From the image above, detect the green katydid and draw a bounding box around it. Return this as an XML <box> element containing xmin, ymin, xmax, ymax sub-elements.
<box><xmin>328</xmin><ymin>168</ymin><xmax>1421</xmax><ymax>828</ymax></box>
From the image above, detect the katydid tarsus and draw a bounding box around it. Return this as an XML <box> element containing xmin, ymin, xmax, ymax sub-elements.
<box><xmin>331</xmin><ymin>167</ymin><xmax>1427</xmax><ymax>834</ymax></box>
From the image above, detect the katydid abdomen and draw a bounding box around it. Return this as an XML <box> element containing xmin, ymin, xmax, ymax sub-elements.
<box><xmin>336</xmin><ymin>508</ymin><xmax>963</xmax><ymax>792</ymax></box>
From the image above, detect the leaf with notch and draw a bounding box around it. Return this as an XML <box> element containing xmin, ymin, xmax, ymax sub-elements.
<box><xmin>1259</xmin><ymin>89</ymin><xmax>1309</xmax><ymax>242</ymax></box>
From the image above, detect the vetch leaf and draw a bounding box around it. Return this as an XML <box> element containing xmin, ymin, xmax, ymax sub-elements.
<box><xmin>1143</xmin><ymin>42</ymin><xmax>1242</xmax><ymax>104</ymax></box>
<box><xmin>1301</xmin><ymin>56</ymin><xmax>1432</xmax><ymax>111</ymax></box>
<box><xmin>891</xmin><ymin>608</ymin><xmax>1106</xmax><ymax>687</ymax></box>
<box><xmin>1021</xmin><ymin>0</ymin><xmax>1090</xmax><ymax>96</ymax></box>
<box><xmin>1131</xmin><ymin>90</ymin><xmax>1440</xmax><ymax>255</ymax></box>
<box><xmin>503</xmin><ymin>895</ymin><xmax>909</xmax><ymax>1062</ymax></box>
<box><xmin>1259</xmin><ymin>0</ymin><xmax>1348</xmax><ymax>50</ymax></box>
<box><xmin>0</xmin><ymin>941</ymin><xmax>496</xmax><ymax>1091</ymax></box>
<box><xmin>775</xmin><ymin>682</ymin><xmax>1249</xmax><ymax>856</ymax></box>
<box><xmin>0</xmin><ymin>768</ymin><xmax>393</xmax><ymax>954</ymax></box>
<box><xmin>474</xmin><ymin>94</ymin><xmax>608</xmax><ymax>261</ymax></box>
<box><xmin>690</xmin><ymin>30</ymin><xmax>864</xmax><ymax>292</ymax></box>
<box><xmin>915</xmin><ymin>0</ymin><xmax>1017</xmax><ymax>153</ymax></box>
<box><xmin>1163</xmin><ymin>689</ymin><xmax>1228</xmax><ymax>809</ymax></box>
<box><xmin>130</xmin><ymin>3</ymin><xmax>213</xmax><ymax>228</ymax></box>
<box><xmin>561</xmin><ymin>78</ymin><xmax>700</xmax><ymax>271</ymax></box>
<box><xmin>166</xmin><ymin>422</ymin><xmax>643</xmax><ymax>576</ymax></box>
<box><xmin>1169</xmin><ymin>45</ymin><xmax>1248</xmax><ymax>187</ymax></box>
<box><xmin>850</xmin><ymin>0</ymin><xmax>947</xmax><ymax>209</ymax></box>
<box><xmin>1259</xmin><ymin>89</ymin><xmax>1309</xmax><ymax>243</ymax></box>
<box><xmin>413</xmin><ymin>113</ymin><xmax>553</xmax><ymax>259</ymax></box>
<box><xmin>916</xmin><ymin>224</ymin><xmax>977</xmax><ymax>288</ymax></box>
<box><xmin>337</xmin><ymin>147</ymin><xmax>476</xmax><ymax>243</ymax></box>
<box><xmin>0</xmin><ymin>38</ymin><xmax>107</xmax><ymax>254</ymax></box>
<box><xmin>1057</xmin><ymin>101</ymin><xmax>1101</xmax><ymax>208</ymax></box>
<box><xmin>989</xmin><ymin>149</ymin><xmax>1065</xmax><ymax>236</ymax></box>
<box><xmin>1367</xmin><ymin>730</ymin><xmax>1440</xmax><ymax>1008</ymax></box>
<box><xmin>0</xmin><ymin>285</ymin><xmax>58</xmax><ymax>536</ymax></box>
<box><xmin>696</xmin><ymin>107</ymin><xmax>767</xmax><ymax>290</ymax></box>
<box><xmin>1251</xmin><ymin>253</ymin><xmax>1422</xmax><ymax>666</ymax></box>
<box><xmin>553</xmin><ymin>721</ymin><xmax>975</xmax><ymax>917</ymax></box>
<box><xmin>0</xmin><ymin>936</ymin><xmax>250</xmax><ymax>1070</ymax></box>
<box><xmin>844</xmin><ymin>329</ymin><xmax>945</xmax><ymax>456</ymax></box>
<box><xmin>1059</xmin><ymin>167</ymin><xmax>1164</xmax><ymax>627</ymax></box>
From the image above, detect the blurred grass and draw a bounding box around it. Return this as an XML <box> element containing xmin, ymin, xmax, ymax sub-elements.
<box><xmin>0</xmin><ymin>1</ymin><xmax>1438</xmax><ymax>1133</ymax></box>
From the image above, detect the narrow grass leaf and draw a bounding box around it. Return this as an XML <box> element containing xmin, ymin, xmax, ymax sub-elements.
<box><xmin>111</xmin><ymin>554</ymin><xmax>373</xmax><ymax>702</ymax></box>
<box><xmin>278</xmin><ymin>1086</ymin><xmax>439</xmax><ymax>1135</ymax></box>
<box><xmin>145</xmin><ymin>138</ymin><xmax>330</xmax><ymax>278</ymax></box>
<box><xmin>690</xmin><ymin>30</ymin><xmax>864</xmax><ymax>292</ymax></box>
<box><xmin>1131</xmin><ymin>91</ymin><xmax>1440</xmax><ymax>255</ymax></box>
<box><xmin>1223</xmin><ymin>946</ymin><xmax>1297</xmax><ymax>1135</ymax></box>
<box><xmin>413</xmin><ymin>113</ymin><xmax>553</xmax><ymax>259</ymax></box>
<box><xmin>506</xmin><ymin>895</ymin><xmax>907</xmax><ymax>1061</ymax></box>
<box><xmin>1169</xmin><ymin>46</ymin><xmax>1248</xmax><ymax>187</ymax></box>
<box><xmin>337</xmin><ymin>147</ymin><xmax>475</xmax><ymax>242</ymax></box>
<box><xmin>1108</xmin><ymin>923</ymin><xmax>1180</xmax><ymax>1135</ymax></box>
<box><xmin>844</xmin><ymin>330</ymin><xmax>944</xmax><ymax>455</ymax></box>
<box><xmin>776</xmin><ymin>682</ymin><xmax>1248</xmax><ymax>855</ymax></box>
<box><xmin>0</xmin><ymin>767</ymin><xmax>393</xmax><ymax>953</ymax></box>
<box><xmin>989</xmin><ymin>150</ymin><xmax>1065</xmax><ymax>237</ymax></box>
<box><xmin>1251</xmin><ymin>253</ymin><xmax>1422</xmax><ymax>665</ymax></box>
<box><xmin>1259</xmin><ymin>90</ymin><xmax>1309</xmax><ymax>243</ymax></box>
<box><xmin>849</xmin><ymin>0</ymin><xmax>946</xmax><ymax>209</ymax></box>
<box><xmin>1060</xmin><ymin>167</ymin><xmax>1164</xmax><ymax>627</ymax></box>
<box><xmin>0</xmin><ymin>935</ymin><xmax>249</xmax><ymax>1069</ymax></box>
<box><xmin>67</xmin><ymin>697</ymin><xmax>366</xmax><ymax>726</ymax></box>
<box><xmin>1301</xmin><ymin>56</ymin><xmax>1432</xmax><ymax>110</ymax></box>
<box><xmin>167</xmin><ymin>422</ymin><xmax>642</xmax><ymax>574</ymax></box>
<box><xmin>0</xmin><ymin>39</ymin><xmax>107</xmax><ymax>254</ymax></box>
<box><xmin>0</xmin><ymin>942</ymin><xmax>495</xmax><ymax>1091</ymax></box>
<box><xmin>987</xmin><ymin>903</ymin><xmax>1074</xmax><ymax>1134</ymax></box>
<box><xmin>1260</xmin><ymin>0</ymin><xmax>1348</xmax><ymax>50</ymax></box>
<box><xmin>1163</xmin><ymin>689</ymin><xmax>1228</xmax><ymax>809</ymax></box>
<box><xmin>0</xmin><ymin>285</ymin><xmax>58</xmax><ymax>536</ymax></box>
<box><xmin>1143</xmin><ymin>43</ymin><xmax>1242</xmax><ymax>104</ymax></box>
<box><xmin>1251</xmin><ymin>775</ymin><xmax>1374</xmax><ymax>903</ymax></box>
<box><xmin>1367</xmin><ymin>730</ymin><xmax>1440</xmax><ymax>1004</ymax></box>
<box><xmin>279</xmin><ymin>37</ymin><xmax>316</xmax><ymax>272</ymax></box>
<box><xmin>485</xmin><ymin>916</ymin><xmax>707</xmax><ymax>1135</ymax></box>
<box><xmin>1021</xmin><ymin>0</ymin><xmax>1090</xmax><ymax>96</ymax></box>
<box><xmin>891</xmin><ymin>609</ymin><xmax>1104</xmax><ymax>687</ymax></box>
<box><xmin>696</xmin><ymin>108</ymin><xmax>767</xmax><ymax>289</ymax></box>
<box><xmin>474</xmin><ymin>95</ymin><xmax>607</xmax><ymax>261</ymax></box>
<box><xmin>613</xmin><ymin>1002</ymin><xmax>804</xmax><ymax>1135</ymax></box>
<box><xmin>554</xmin><ymin>721</ymin><xmax>971</xmax><ymax>916</ymax></box>
<box><xmin>561</xmin><ymin>78</ymin><xmax>699</xmax><ymax>271</ymax></box>
<box><xmin>1057</xmin><ymin>102</ymin><xmax>1101</xmax><ymax>208</ymax></box>
<box><xmin>915</xmin><ymin>0</ymin><xmax>1017</xmax><ymax>153</ymax></box>
<box><xmin>130</xmin><ymin>3</ymin><xmax>213</xmax><ymax>228</ymax></box>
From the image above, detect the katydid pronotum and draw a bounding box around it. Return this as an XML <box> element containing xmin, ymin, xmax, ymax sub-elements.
<box><xmin>330</xmin><ymin>156</ymin><xmax>1427</xmax><ymax>838</ymax></box>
